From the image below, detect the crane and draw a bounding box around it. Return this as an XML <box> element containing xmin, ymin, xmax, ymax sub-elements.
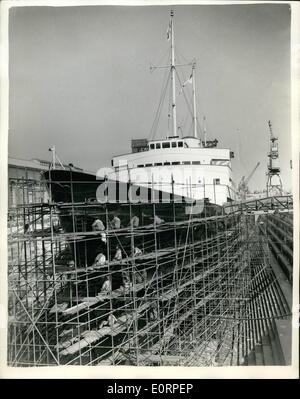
<box><xmin>238</xmin><ymin>162</ymin><xmax>260</xmax><ymax>200</ymax></box>
<box><xmin>266</xmin><ymin>120</ymin><xmax>283</xmax><ymax>196</ymax></box>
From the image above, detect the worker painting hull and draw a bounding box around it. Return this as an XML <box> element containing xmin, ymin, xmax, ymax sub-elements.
<box><xmin>43</xmin><ymin>169</ymin><xmax>222</xmax><ymax>268</ymax></box>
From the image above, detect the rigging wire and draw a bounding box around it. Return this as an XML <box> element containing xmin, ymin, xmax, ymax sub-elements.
<box><xmin>175</xmin><ymin>69</ymin><xmax>194</xmax><ymax>120</ymax></box>
<box><xmin>149</xmin><ymin>46</ymin><xmax>206</xmax><ymax>140</ymax></box>
<box><xmin>176</xmin><ymin>52</ymin><xmax>204</xmax><ymax>138</ymax></box>
<box><xmin>167</xmin><ymin>70</ymin><xmax>172</xmax><ymax>137</ymax></box>
<box><xmin>150</xmin><ymin>47</ymin><xmax>172</xmax><ymax>74</ymax></box>
<box><xmin>175</xmin><ymin>53</ymin><xmax>189</xmax><ymax>136</ymax></box>
<box><xmin>149</xmin><ymin>70</ymin><xmax>171</xmax><ymax>140</ymax></box>
<box><xmin>149</xmin><ymin>47</ymin><xmax>171</xmax><ymax>139</ymax></box>
<box><xmin>180</xmin><ymin>111</ymin><xmax>190</xmax><ymax>137</ymax></box>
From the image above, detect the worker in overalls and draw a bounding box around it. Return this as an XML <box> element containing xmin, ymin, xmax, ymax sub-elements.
<box><xmin>95</xmin><ymin>252</ymin><xmax>106</xmax><ymax>266</ymax></box>
<box><xmin>114</xmin><ymin>245</ymin><xmax>122</xmax><ymax>261</ymax></box>
<box><xmin>99</xmin><ymin>275</ymin><xmax>111</xmax><ymax>294</ymax></box>
<box><xmin>108</xmin><ymin>313</ymin><xmax>117</xmax><ymax>327</ymax></box>
<box><xmin>136</xmin><ymin>268</ymin><xmax>147</xmax><ymax>285</ymax></box>
<box><xmin>92</xmin><ymin>218</ymin><xmax>105</xmax><ymax>231</ymax></box>
<box><xmin>121</xmin><ymin>270</ymin><xmax>131</xmax><ymax>292</ymax></box>
<box><xmin>100</xmin><ymin>232</ymin><xmax>107</xmax><ymax>244</ymax></box>
<box><xmin>153</xmin><ymin>215</ymin><xmax>165</xmax><ymax>225</ymax></box>
<box><xmin>149</xmin><ymin>304</ymin><xmax>158</xmax><ymax>320</ymax></box>
<box><xmin>110</xmin><ymin>215</ymin><xmax>121</xmax><ymax>229</ymax></box>
<box><xmin>129</xmin><ymin>215</ymin><xmax>139</xmax><ymax>228</ymax></box>
<box><xmin>133</xmin><ymin>247</ymin><xmax>143</xmax><ymax>257</ymax></box>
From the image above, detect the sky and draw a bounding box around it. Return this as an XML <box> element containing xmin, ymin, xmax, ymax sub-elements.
<box><xmin>8</xmin><ymin>3</ymin><xmax>292</xmax><ymax>191</ymax></box>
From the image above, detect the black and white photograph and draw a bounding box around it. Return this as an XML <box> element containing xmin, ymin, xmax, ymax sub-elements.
<box><xmin>0</xmin><ymin>0</ymin><xmax>298</xmax><ymax>377</ymax></box>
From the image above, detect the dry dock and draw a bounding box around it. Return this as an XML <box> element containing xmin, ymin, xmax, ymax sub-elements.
<box><xmin>7</xmin><ymin>190</ymin><xmax>293</xmax><ymax>367</ymax></box>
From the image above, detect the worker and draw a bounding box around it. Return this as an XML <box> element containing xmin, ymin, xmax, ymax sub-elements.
<box><xmin>154</xmin><ymin>215</ymin><xmax>165</xmax><ymax>225</ymax></box>
<box><xmin>108</xmin><ymin>313</ymin><xmax>117</xmax><ymax>327</ymax></box>
<box><xmin>122</xmin><ymin>270</ymin><xmax>130</xmax><ymax>284</ymax></box>
<box><xmin>135</xmin><ymin>270</ymin><xmax>147</xmax><ymax>287</ymax></box>
<box><xmin>98</xmin><ymin>319</ymin><xmax>108</xmax><ymax>330</ymax></box>
<box><xmin>68</xmin><ymin>260</ymin><xmax>75</xmax><ymax>268</ymax></box>
<box><xmin>100</xmin><ymin>232</ymin><xmax>107</xmax><ymax>244</ymax></box>
<box><xmin>129</xmin><ymin>215</ymin><xmax>139</xmax><ymax>228</ymax></box>
<box><xmin>111</xmin><ymin>215</ymin><xmax>121</xmax><ymax>229</ymax></box>
<box><xmin>114</xmin><ymin>246</ymin><xmax>122</xmax><ymax>261</ymax></box>
<box><xmin>142</xmin><ymin>269</ymin><xmax>147</xmax><ymax>282</ymax></box>
<box><xmin>136</xmin><ymin>272</ymin><xmax>144</xmax><ymax>284</ymax></box>
<box><xmin>95</xmin><ymin>252</ymin><xmax>106</xmax><ymax>266</ymax></box>
<box><xmin>149</xmin><ymin>306</ymin><xmax>158</xmax><ymax>321</ymax></box>
<box><xmin>92</xmin><ymin>218</ymin><xmax>105</xmax><ymax>231</ymax></box>
<box><xmin>133</xmin><ymin>247</ymin><xmax>143</xmax><ymax>257</ymax></box>
<box><xmin>99</xmin><ymin>276</ymin><xmax>111</xmax><ymax>293</ymax></box>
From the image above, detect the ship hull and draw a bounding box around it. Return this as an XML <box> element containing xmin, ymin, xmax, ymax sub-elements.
<box><xmin>43</xmin><ymin>169</ymin><xmax>222</xmax><ymax>269</ymax></box>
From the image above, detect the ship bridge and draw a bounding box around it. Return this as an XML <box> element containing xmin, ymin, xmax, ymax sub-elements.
<box><xmin>131</xmin><ymin>136</ymin><xmax>221</xmax><ymax>153</ymax></box>
<box><xmin>110</xmin><ymin>136</ymin><xmax>235</xmax><ymax>205</ymax></box>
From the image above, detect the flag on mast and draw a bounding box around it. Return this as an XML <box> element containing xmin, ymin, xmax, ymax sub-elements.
<box><xmin>166</xmin><ymin>21</ymin><xmax>171</xmax><ymax>41</ymax></box>
<box><xmin>179</xmin><ymin>73</ymin><xmax>193</xmax><ymax>94</ymax></box>
<box><xmin>183</xmin><ymin>73</ymin><xmax>193</xmax><ymax>87</ymax></box>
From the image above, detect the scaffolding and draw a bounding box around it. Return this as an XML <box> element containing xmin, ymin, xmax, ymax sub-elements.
<box><xmin>8</xmin><ymin>175</ymin><xmax>49</xmax><ymax>208</ymax></box>
<box><xmin>7</xmin><ymin>194</ymin><xmax>293</xmax><ymax>367</ymax></box>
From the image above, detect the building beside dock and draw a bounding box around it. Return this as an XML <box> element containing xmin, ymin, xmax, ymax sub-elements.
<box><xmin>8</xmin><ymin>156</ymin><xmax>83</xmax><ymax>207</ymax></box>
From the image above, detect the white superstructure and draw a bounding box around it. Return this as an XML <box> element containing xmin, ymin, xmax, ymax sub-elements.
<box><xmin>104</xmin><ymin>10</ymin><xmax>236</xmax><ymax>206</ymax></box>
<box><xmin>110</xmin><ymin>136</ymin><xmax>235</xmax><ymax>205</ymax></box>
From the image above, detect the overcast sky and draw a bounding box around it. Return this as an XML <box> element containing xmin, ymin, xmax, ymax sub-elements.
<box><xmin>8</xmin><ymin>3</ymin><xmax>291</xmax><ymax>191</ymax></box>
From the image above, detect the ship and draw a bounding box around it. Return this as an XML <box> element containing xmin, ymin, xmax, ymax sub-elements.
<box><xmin>44</xmin><ymin>10</ymin><xmax>237</xmax><ymax>269</ymax></box>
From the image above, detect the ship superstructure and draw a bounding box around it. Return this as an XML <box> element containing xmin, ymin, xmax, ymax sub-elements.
<box><xmin>105</xmin><ymin>10</ymin><xmax>236</xmax><ymax>206</ymax></box>
<box><xmin>111</xmin><ymin>136</ymin><xmax>234</xmax><ymax>205</ymax></box>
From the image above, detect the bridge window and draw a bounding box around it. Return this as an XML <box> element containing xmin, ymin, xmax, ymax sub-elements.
<box><xmin>172</xmin><ymin>142</ymin><xmax>177</xmax><ymax>148</ymax></box>
<box><xmin>156</xmin><ymin>143</ymin><xmax>161</xmax><ymax>149</ymax></box>
<box><xmin>137</xmin><ymin>164</ymin><xmax>144</xmax><ymax>168</ymax></box>
<box><xmin>213</xmin><ymin>178</ymin><xmax>220</xmax><ymax>185</ymax></box>
<box><xmin>154</xmin><ymin>163</ymin><xmax>162</xmax><ymax>166</ymax></box>
<box><xmin>150</xmin><ymin>144</ymin><xmax>155</xmax><ymax>150</ymax></box>
<box><xmin>183</xmin><ymin>161</ymin><xmax>191</xmax><ymax>165</ymax></box>
<box><xmin>164</xmin><ymin>162</ymin><xmax>171</xmax><ymax>165</ymax></box>
<box><xmin>172</xmin><ymin>161</ymin><xmax>180</xmax><ymax>165</ymax></box>
<box><xmin>145</xmin><ymin>163</ymin><xmax>152</xmax><ymax>167</ymax></box>
<box><xmin>192</xmin><ymin>161</ymin><xmax>200</xmax><ymax>165</ymax></box>
<box><xmin>162</xmin><ymin>142</ymin><xmax>170</xmax><ymax>149</ymax></box>
<box><xmin>211</xmin><ymin>159</ymin><xmax>230</xmax><ymax>165</ymax></box>
<box><xmin>178</xmin><ymin>141</ymin><xmax>183</xmax><ymax>148</ymax></box>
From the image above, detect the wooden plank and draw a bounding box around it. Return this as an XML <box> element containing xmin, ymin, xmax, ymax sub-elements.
<box><xmin>139</xmin><ymin>354</ymin><xmax>185</xmax><ymax>364</ymax></box>
<box><xmin>60</xmin><ymin>302</ymin><xmax>151</xmax><ymax>356</ymax></box>
<box><xmin>62</xmin><ymin>302</ymin><xmax>95</xmax><ymax>315</ymax></box>
<box><xmin>49</xmin><ymin>302</ymin><xmax>69</xmax><ymax>314</ymax></box>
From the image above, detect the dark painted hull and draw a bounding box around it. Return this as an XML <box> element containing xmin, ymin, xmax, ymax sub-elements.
<box><xmin>43</xmin><ymin>169</ymin><xmax>222</xmax><ymax>268</ymax></box>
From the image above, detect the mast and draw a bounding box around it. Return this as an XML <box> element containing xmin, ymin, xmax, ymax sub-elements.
<box><xmin>203</xmin><ymin>116</ymin><xmax>207</xmax><ymax>147</ymax></box>
<box><xmin>48</xmin><ymin>145</ymin><xmax>65</xmax><ymax>170</ymax></box>
<box><xmin>192</xmin><ymin>62</ymin><xmax>197</xmax><ymax>138</ymax></box>
<box><xmin>170</xmin><ymin>9</ymin><xmax>177</xmax><ymax>137</ymax></box>
<box><xmin>49</xmin><ymin>146</ymin><xmax>56</xmax><ymax>170</ymax></box>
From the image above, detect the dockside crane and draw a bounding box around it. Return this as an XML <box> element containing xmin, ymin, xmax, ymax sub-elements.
<box><xmin>238</xmin><ymin>162</ymin><xmax>260</xmax><ymax>200</ymax></box>
<box><xmin>266</xmin><ymin>120</ymin><xmax>283</xmax><ymax>196</ymax></box>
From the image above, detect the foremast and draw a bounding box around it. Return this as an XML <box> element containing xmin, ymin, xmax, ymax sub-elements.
<box><xmin>191</xmin><ymin>62</ymin><xmax>197</xmax><ymax>139</ymax></box>
<box><xmin>151</xmin><ymin>10</ymin><xmax>201</xmax><ymax>143</ymax></box>
<box><xmin>169</xmin><ymin>10</ymin><xmax>198</xmax><ymax>141</ymax></box>
<box><xmin>170</xmin><ymin>10</ymin><xmax>177</xmax><ymax>138</ymax></box>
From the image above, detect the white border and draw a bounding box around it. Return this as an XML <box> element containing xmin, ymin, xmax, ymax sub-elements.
<box><xmin>0</xmin><ymin>0</ymin><xmax>298</xmax><ymax>379</ymax></box>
